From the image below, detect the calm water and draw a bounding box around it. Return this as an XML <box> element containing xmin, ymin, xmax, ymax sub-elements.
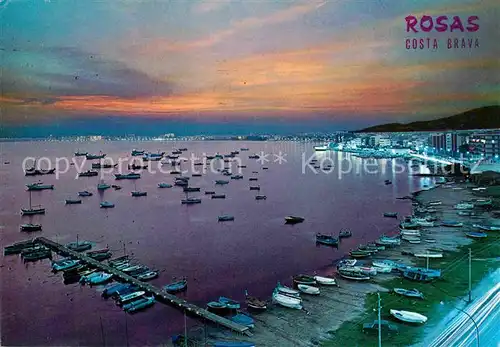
<box><xmin>0</xmin><ymin>141</ymin><xmax>433</xmax><ymax>346</ymax></box>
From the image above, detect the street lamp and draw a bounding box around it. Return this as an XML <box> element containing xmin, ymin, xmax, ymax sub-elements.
<box><xmin>439</xmin><ymin>302</ymin><xmax>480</xmax><ymax>347</ymax></box>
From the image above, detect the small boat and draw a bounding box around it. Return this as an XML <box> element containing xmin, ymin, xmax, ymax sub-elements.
<box><xmin>207</xmin><ymin>301</ymin><xmax>229</xmax><ymax>312</ymax></box>
<box><xmin>128</xmin><ymin>163</ymin><xmax>148</xmax><ymax>170</ymax></box>
<box><xmin>402</xmin><ymin>270</ymin><xmax>434</xmax><ymax>282</ymax></box>
<box><xmin>25</xmin><ymin>168</ymin><xmax>56</xmax><ymax>176</ymax></box>
<box><xmin>428</xmin><ymin>200</ymin><xmax>442</xmax><ymax>206</ymax></box>
<box><xmin>255</xmin><ymin>195</ymin><xmax>267</xmax><ymax>200</ymax></box>
<box><xmin>137</xmin><ymin>271</ymin><xmax>159</xmax><ymax>281</ymax></box>
<box><xmin>21</xmin><ymin>206</ymin><xmax>46</xmax><ymax>215</ymax></box>
<box><xmin>118</xmin><ymin>291</ymin><xmax>146</xmax><ymax>304</ymax></box>
<box><xmin>384</xmin><ymin>180</ymin><xmax>392</xmax><ymax>185</ymax></box>
<box><xmin>86</xmin><ymin>153</ymin><xmax>106</xmax><ymax>160</ymax></box>
<box><xmin>124</xmin><ymin>296</ymin><xmax>155</xmax><ymax>313</ymax></box>
<box><xmin>100</xmin><ymin>201</ymin><xmax>115</xmax><ymax>208</ymax></box>
<box><xmin>218</xmin><ymin>215</ymin><xmax>234</xmax><ymax>222</ymax></box>
<box><xmin>362</xmin><ymin>320</ymin><xmax>399</xmax><ymax>335</ymax></box>
<box><xmin>181</xmin><ymin>198</ymin><xmax>202</xmax><ymax>204</ymax></box>
<box><xmin>66</xmin><ymin>241</ymin><xmax>92</xmax><ymax>252</ymax></box>
<box><xmin>316</xmin><ymin>233</ymin><xmax>338</xmax><ymax>246</ymax></box>
<box><xmin>122</xmin><ymin>265</ymin><xmax>143</xmax><ymax>273</ymax></box>
<box><xmin>337</xmin><ymin>259</ymin><xmax>357</xmax><ymax>268</ymax></box>
<box><xmin>441</xmin><ymin>220</ymin><xmax>463</xmax><ymax>227</ymax></box>
<box><xmin>245</xmin><ymin>290</ymin><xmax>267</xmax><ymax>310</ymax></box>
<box><xmin>454</xmin><ymin>203</ymin><xmax>474</xmax><ymax>210</ymax></box>
<box><xmin>390</xmin><ymin>309</ymin><xmax>427</xmax><ymax>324</ymax></box>
<box><xmin>22</xmin><ymin>250</ymin><xmax>52</xmax><ymax>261</ymax></box>
<box><xmin>102</xmin><ymin>283</ymin><xmax>131</xmax><ymax>298</ymax></box>
<box><xmin>297</xmin><ymin>284</ymin><xmax>320</xmax><ymax>295</ymax></box>
<box><xmin>472</xmin><ymin>224</ymin><xmax>500</xmax><ymax>231</ymax></box>
<box><xmin>414</xmin><ymin>252</ymin><xmax>443</xmax><ymax>259</ymax></box>
<box><xmin>131</xmin><ymin>149</ymin><xmax>145</xmax><ymax>156</ymax></box>
<box><xmin>52</xmin><ymin>259</ymin><xmax>80</xmax><ymax>271</ymax></box>
<box><xmin>338</xmin><ymin>267</ymin><xmax>370</xmax><ymax>281</ymax></box>
<box><xmin>158</xmin><ymin>183</ymin><xmax>172</xmax><ymax>188</ymax></box>
<box><xmin>20</xmin><ymin>223</ymin><xmax>42</xmax><ymax>232</ymax></box>
<box><xmin>230</xmin><ymin>314</ymin><xmax>255</xmax><ymax>328</ymax></box>
<box><xmin>338</xmin><ymin>229</ymin><xmax>352</xmax><ymax>238</ymax></box>
<box><xmin>272</xmin><ymin>290</ymin><xmax>302</xmax><ymax>310</ymax></box>
<box><xmin>424</xmin><ymin>238</ymin><xmax>436</xmax><ymax>243</ymax></box>
<box><xmin>174</xmin><ymin>180</ymin><xmax>188</xmax><ymax>187</ymax></box>
<box><xmin>465</xmin><ymin>231</ymin><xmax>488</xmax><ymax>239</ymax></box>
<box><xmin>26</xmin><ymin>182</ymin><xmax>54</xmax><ymax>191</ymax></box>
<box><xmin>79</xmin><ymin>170</ymin><xmax>99</xmax><ymax>177</ymax></box>
<box><xmin>371</xmin><ymin>262</ymin><xmax>393</xmax><ymax>273</ymax></box>
<box><xmin>285</xmin><ymin>216</ymin><xmax>304</xmax><ymax>224</ymax></box>
<box><xmin>81</xmin><ymin>272</ymin><xmax>113</xmax><ymax>285</ymax></box>
<box><xmin>314</xmin><ymin>275</ymin><xmax>338</xmax><ymax>286</ymax></box>
<box><xmin>4</xmin><ymin>240</ymin><xmax>36</xmax><ymax>255</ymax></box>
<box><xmin>293</xmin><ymin>275</ymin><xmax>316</xmax><ymax>285</ymax></box>
<box><xmin>65</xmin><ymin>199</ymin><xmax>82</xmax><ymax>204</ymax></box>
<box><xmin>393</xmin><ymin>288</ymin><xmax>424</xmax><ymax>299</ymax></box>
<box><xmin>78</xmin><ymin>191</ymin><xmax>93</xmax><ymax>197</ymax></box>
<box><xmin>219</xmin><ymin>297</ymin><xmax>240</xmax><ymax>309</ymax></box>
<box><xmin>87</xmin><ymin>251</ymin><xmax>112</xmax><ymax>261</ymax></box>
<box><xmin>349</xmin><ymin>250</ymin><xmax>372</xmax><ymax>258</ymax></box>
<box><xmin>349</xmin><ymin>266</ymin><xmax>378</xmax><ymax>276</ymax></box>
<box><xmin>97</xmin><ymin>182</ymin><xmax>111</xmax><ymax>190</ymax></box>
<box><xmin>131</xmin><ymin>191</ymin><xmax>147</xmax><ymax>197</ymax></box>
<box><xmin>163</xmin><ymin>279</ymin><xmax>187</xmax><ymax>293</ymax></box>
<box><xmin>215</xmin><ymin>180</ymin><xmax>229</xmax><ymax>185</ymax></box>
<box><xmin>75</xmin><ymin>151</ymin><xmax>88</xmax><ymax>156</ymax></box>
<box><xmin>249</xmin><ymin>177</ymin><xmax>258</xmax><ymax>181</ymax></box>
<box><xmin>183</xmin><ymin>187</ymin><xmax>201</xmax><ymax>192</ymax></box>
<box><xmin>192</xmin><ymin>173</ymin><xmax>202</xmax><ymax>177</ymax></box>
<box><xmin>384</xmin><ymin>212</ymin><xmax>398</xmax><ymax>218</ymax></box>
<box><xmin>92</xmin><ymin>163</ymin><xmax>117</xmax><ymax>169</ymax></box>
<box><xmin>275</xmin><ymin>282</ymin><xmax>300</xmax><ymax>297</ymax></box>
<box><xmin>249</xmin><ymin>186</ymin><xmax>260</xmax><ymax>191</ymax></box>
<box><xmin>115</xmin><ymin>173</ymin><xmax>141</xmax><ymax>180</ymax></box>
<box><xmin>211</xmin><ymin>194</ymin><xmax>226</xmax><ymax>199</ymax></box>
<box><xmin>248</xmin><ymin>154</ymin><xmax>260</xmax><ymax>159</ymax></box>
<box><xmin>400</xmin><ymin>230</ymin><xmax>421</xmax><ymax>237</ymax></box>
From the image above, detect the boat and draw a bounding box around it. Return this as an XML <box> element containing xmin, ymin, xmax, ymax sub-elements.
<box><xmin>218</xmin><ymin>215</ymin><xmax>234</xmax><ymax>222</ymax></box>
<box><xmin>118</xmin><ymin>291</ymin><xmax>146</xmax><ymax>305</ymax></box>
<box><xmin>249</xmin><ymin>177</ymin><xmax>258</xmax><ymax>181</ymax></box>
<box><xmin>181</xmin><ymin>198</ymin><xmax>202</xmax><ymax>204</ymax></box>
<box><xmin>52</xmin><ymin>259</ymin><xmax>80</xmax><ymax>271</ymax></box>
<box><xmin>78</xmin><ymin>191</ymin><xmax>93</xmax><ymax>197</ymax></box>
<box><xmin>371</xmin><ymin>262</ymin><xmax>393</xmax><ymax>273</ymax></box>
<box><xmin>316</xmin><ymin>233</ymin><xmax>338</xmax><ymax>246</ymax></box>
<box><xmin>163</xmin><ymin>279</ymin><xmax>188</xmax><ymax>293</ymax></box>
<box><xmin>400</xmin><ymin>230</ymin><xmax>421</xmax><ymax>237</ymax></box>
<box><xmin>314</xmin><ymin>275</ymin><xmax>338</xmax><ymax>286</ymax></box>
<box><xmin>215</xmin><ymin>180</ymin><xmax>229</xmax><ymax>185</ymax></box>
<box><xmin>362</xmin><ymin>320</ymin><xmax>399</xmax><ymax>335</ymax></box>
<box><xmin>349</xmin><ymin>250</ymin><xmax>372</xmax><ymax>258</ymax></box>
<box><xmin>97</xmin><ymin>182</ymin><xmax>111</xmax><ymax>190</ymax></box>
<box><xmin>390</xmin><ymin>309</ymin><xmax>427</xmax><ymax>324</ymax></box>
<box><xmin>402</xmin><ymin>270</ymin><xmax>433</xmax><ymax>282</ymax></box>
<box><xmin>219</xmin><ymin>297</ymin><xmax>240</xmax><ymax>309</ymax></box>
<box><xmin>349</xmin><ymin>266</ymin><xmax>378</xmax><ymax>276</ymax></box>
<box><xmin>384</xmin><ymin>212</ymin><xmax>398</xmax><ymax>218</ymax></box>
<box><xmin>20</xmin><ymin>223</ymin><xmax>42</xmax><ymax>232</ymax></box>
<box><xmin>124</xmin><ymin>296</ymin><xmax>155</xmax><ymax>313</ymax></box>
<box><xmin>230</xmin><ymin>314</ymin><xmax>255</xmax><ymax>328</ymax></box>
<box><xmin>465</xmin><ymin>231</ymin><xmax>488</xmax><ymax>239</ymax></box>
<box><xmin>192</xmin><ymin>173</ymin><xmax>203</xmax><ymax>177</ymax></box>
<box><xmin>128</xmin><ymin>163</ymin><xmax>148</xmax><ymax>170</ymax></box>
<box><xmin>384</xmin><ymin>180</ymin><xmax>392</xmax><ymax>185</ymax></box>
<box><xmin>454</xmin><ymin>203</ymin><xmax>474</xmax><ymax>210</ymax></box>
<box><xmin>248</xmin><ymin>154</ymin><xmax>260</xmax><ymax>159</ymax></box>
<box><xmin>113</xmin><ymin>186</ymin><xmax>123</xmax><ymax>191</ymax></box>
<box><xmin>66</xmin><ymin>240</ymin><xmax>92</xmax><ymax>252</ymax></box>
<box><xmin>336</xmin><ymin>229</ymin><xmax>352</xmax><ymax>239</ymax></box>
<box><xmin>285</xmin><ymin>216</ymin><xmax>304</xmax><ymax>224</ymax></box>
<box><xmin>65</xmin><ymin>199</ymin><xmax>82</xmax><ymax>204</ymax></box>
<box><xmin>207</xmin><ymin>301</ymin><xmax>229</xmax><ymax>312</ymax></box>
<box><xmin>131</xmin><ymin>191</ymin><xmax>147</xmax><ymax>197</ymax></box>
<box><xmin>102</xmin><ymin>283</ymin><xmax>131</xmax><ymax>298</ymax></box>
<box><xmin>131</xmin><ymin>149</ymin><xmax>145</xmax><ymax>156</ymax></box>
<box><xmin>26</xmin><ymin>182</ymin><xmax>54</xmax><ymax>191</ymax></box>
<box><xmin>100</xmin><ymin>201</ymin><xmax>115</xmax><ymax>208</ymax></box>
<box><xmin>74</xmin><ymin>151</ymin><xmax>87</xmax><ymax>156</ymax></box>
<box><xmin>211</xmin><ymin>194</ymin><xmax>226</xmax><ymax>199</ymax></box>
<box><xmin>25</xmin><ymin>168</ymin><xmax>56</xmax><ymax>176</ymax></box>
<box><xmin>22</xmin><ymin>250</ymin><xmax>52</xmax><ymax>261</ymax></box>
<box><xmin>297</xmin><ymin>284</ymin><xmax>320</xmax><ymax>295</ymax></box>
<box><xmin>230</xmin><ymin>174</ymin><xmax>243</xmax><ymax>180</ymax></box>
<box><xmin>183</xmin><ymin>187</ymin><xmax>200</xmax><ymax>192</ymax></box>
<box><xmin>272</xmin><ymin>290</ymin><xmax>302</xmax><ymax>309</ymax></box>
<box><xmin>428</xmin><ymin>200</ymin><xmax>442</xmax><ymax>206</ymax></box>
<box><xmin>137</xmin><ymin>271</ymin><xmax>159</xmax><ymax>281</ymax></box>
<box><xmin>249</xmin><ymin>186</ymin><xmax>260</xmax><ymax>191</ymax></box>
<box><xmin>245</xmin><ymin>290</ymin><xmax>267</xmax><ymax>310</ymax></box>
<box><xmin>158</xmin><ymin>183</ymin><xmax>173</xmax><ymax>188</ymax></box>
<box><xmin>81</xmin><ymin>272</ymin><xmax>113</xmax><ymax>285</ymax></box>
<box><xmin>174</xmin><ymin>180</ymin><xmax>188</xmax><ymax>187</ymax></box>
<box><xmin>21</xmin><ymin>190</ymin><xmax>46</xmax><ymax>215</ymax></box>
<box><xmin>4</xmin><ymin>240</ymin><xmax>36</xmax><ymax>255</ymax></box>
<box><xmin>393</xmin><ymin>288</ymin><xmax>424</xmax><ymax>299</ymax></box>
<box><xmin>441</xmin><ymin>220</ymin><xmax>463</xmax><ymax>227</ymax></box>
<box><xmin>338</xmin><ymin>267</ymin><xmax>370</xmax><ymax>281</ymax></box>
<box><xmin>91</xmin><ymin>163</ymin><xmax>116</xmax><ymax>169</ymax></box>
<box><xmin>86</xmin><ymin>153</ymin><xmax>106</xmax><ymax>160</ymax></box>
<box><xmin>115</xmin><ymin>173</ymin><xmax>141</xmax><ymax>180</ymax></box>
<box><xmin>472</xmin><ymin>224</ymin><xmax>500</xmax><ymax>231</ymax></box>
<box><xmin>88</xmin><ymin>251</ymin><xmax>112</xmax><ymax>261</ymax></box>
<box><xmin>401</xmin><ymin>235</ymin><xmax>421</xmax><ymax>242</ymax></box>
<box><xmin>293</xmin><ymin>275</ymin><xmax>316</xmax><ymax>285</ymax></box>
<box><xmin>337</xmin><ymin>259</ymin><xmax>357</xmax><ymax>268</ymax></box>
<box><xmin>79</xmin><ymin>170</ymin><xmax>99</xmax><ymax>177</ymax></box>
<box><xmin>414</xmin><ymin>252</ymin><xmax>443</xmax><ymax>259</ymax></box>
<box><xmin>314</xmin><ymin>145</ymin><xmax>328</xmax><ymax>151</ymax></box>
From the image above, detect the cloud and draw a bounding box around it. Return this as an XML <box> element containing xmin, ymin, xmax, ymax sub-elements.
<box><xmin>192</xmin><ymin>0</ymin><xmax>232</xmax><ymax>14</ymax></box>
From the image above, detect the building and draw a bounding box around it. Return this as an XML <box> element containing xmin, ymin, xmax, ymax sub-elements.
<box><xmin>469</xmin><ymin>130</ymin><xmax>500</xmax><ymax>157</ymax></box>
<box><xmin>428</xmin><ymin>132</ymin><xmax>466</xmax><ymax>153</ymax></box>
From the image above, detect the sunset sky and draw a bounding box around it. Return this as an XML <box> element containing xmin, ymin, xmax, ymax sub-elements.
<box><xmin>1</xmin><ymin>0</ymin><xmax>499</xmax><ymax>135</ymax></box>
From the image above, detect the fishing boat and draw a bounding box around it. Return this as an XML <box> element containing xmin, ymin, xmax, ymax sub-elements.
<box><xmin>112</xmin><ymin>185</ymin><xmax>121</xmax><ymax>190</ymax></box>
<box><xmin>66</xmin><ymin>240</ymin><xmax>92</xmax><ymax>252</ymax></box>
<box><xmin>81</xmin><ymin>272</ymin><xmax>113</xmax><ymax>285</ymax></box>
<box><xmin>293</xmin><ymin>275</ymin><xmax>316</xmax><ymax>285</ymax></box>
<box><xmin>297</xmin><ymin>284</ymin><xmax>320</xmax><ymax>295</ymax></box>
<box><xmin>102</xmin><ymin>283</ymin><xmax>131</xmax><ymax>298</ymax></box>
<box><xmin>350</xmin><ymin>266</ymin><xmax>378</xmax><ymax>276</ymax></box>
<box><xmin>25</xmin><ymin>168</ymin><xmax>56</xmax><ymax>176</ymax></box>
<box><xmin>473</xmin><ymin>224</ymin><xmax>500</xmax><ymax>231</ymax></box>
<box><xmin>285</xmin><ymin>216</ymin><xmax>304</xmax><ymax>224</ymax></box>
<box><xmin>91</xmin><ymin>163</ymin><xmax>117</xmax><ymax>169</ymax></box>
<box><xmin>26</xmin><ymin>182</ymin><xmax>54</xmax><ymax>191</ymax></box>
<box><xmin>383</xmin><ymin>212</ymin><xmax>398</xmax><ymax>218</ymax></box>
<box><xmin>393</xmin><ymin>288</ymin><xmax>424</xmax><ymax>299</ymax></box>
<box><xmin>86</xmin><ymin>153</ymin><xmax>106</xmax><ymax>160</ymax></box>
<box><xmin>218</xmin><ymin>297</ymin><xmax>240</xmax><ymax>309</ymax></box>
<box><xmin>248</xmin><ymin>154</ymin><xmax>260</xmax><ymax>159</ymax></box>
<box><xmin>128</xmin><ymin>163</ymin><xmax>148</xmax><ymax>170</ymax></box>
<box><xmin>230</xmin><ymin>314</ymin><xmax>255</xmax><ymax>328</ymax></box>
<box><xmin>181</xmin><ymin>197</ymin><xmax>202</xmax><ymax>204</ymax></box>
<box><xmin>400</xmin><ymin>230</ymin><xmax>421</xmax><ymax>237</ymax></box>
<box><xmin>272</xmin><ymin>290</ymin><xmax>302</xmax><ymax>309</ymax></box>
<box><xmin>390</xmin><ymin>309</ymin><xmax>427</xmax><ymax>324</ymax></box>
<box><xmin>21</xmin><ymin>190</ymin><xmax>46</xmax><ymax>215</ymax></box>
<box><xmin>349</xmin><ymin>250</ymin><xmax>372</xmax><ymax>258</ymax></box>
<box><xmin>97</xmin><ymin>182</ymin><xmax>111</xmax><ymax>190</ymax></box>
<box><xmin>465</xmin><ymin>231</ymin><xmax>488</xmax><ymax>239</ymax></box>
<box><xmin>314</xmin><ymin>275</ymin><xmax>338</xmax><ymax>286</ymax></box>
<box><xmin>275</xmin><ymin>283</ymin><xmax>300</xmax><ymax>298</ymax></box>
<box><xmin>249</xmin><ymin>177</ymin><xmax>258</xmax><ymax>181</ymax></box>
<box><xmin>158</xmin><ymin>183</ymin><xmax>172</xmax><ymax>188</ymax></box>
<box><xmin>20</xmin><ymin>223</ymin><xmax>42</xmax><ymax>232</ymax></box>
<box><xmin>78</xmin><ymin>191</ymin><xmax>93</xmax><ymax>197</ymax></box>
<box><xmin>115</xmin><ymin>173</ymin><xmax>141</xmax><ymax>180</ymax></box>
<box><xmin>215</xmin><ymin>180</ymin><xmax>229</xmax><ymax>185</ymax></box>
<box><xmin>338</xmin><ymin>267</ymin><xmax>370</xmax><ymax>281</ymax></box>
<box><xmin>454</xmin><ymin>203</ymin><xmax>474</xmax><ymax>210</ymax></box>
<box><xmin>4</xmin><ymin>240</ymin><xmax>36</xmax><ymax>255</ymax></box>
<box><xmin>372</xmin><ymin>261</ymin><xmax>393</xmax><ymax>272</ymax></box>
<box><xmin>218</xmin><ymin>215</ymin><xmax>234</xmax><ymax>222</ymax></box>
<box><xmin>22</xmin><ymin>249</ymin><xmax>52</xmax><ymax>261</ymax></box>
<box><xmin>163</xmin><ymin>279</ymin><xmax>187</xmax><ymax>293</ymax></box>
<box><xmin>118</xmin><ymin>291</ymin><xmax>146</xmax><ymax>305</ymax></box>
<box><xmin>414</xmin><ymin>252</ymin><xmax>443</xmax><ymax>259</ymax></box>
<box><xmin>428</xmin><ymin>200</ymin><xmax>442</xmax><ymax>206</ymax></box>
<box><xmin>79</xmin><ymin>170</ymin><xmax>99</xmax><ymax>177</ymax></box>
<box><xmin>137</xmin><ymin>271</ymin><xmax>159</xmax><ymax>281</ymax></box>
<box><xmin>441</xmin><ymin>220</ymin><xmax>463</xmax><ymax>227</ymax></box>
<box><xmin>362</xmin><ymin>320</ymin><xmax>399</xmax><ymax>335</ymax></box>
<box><xmin>402</xmin><ymin>270</ymin><xmax>433</xmax><ymax>282</ymax></box>
<box><xmin>211</xmin><ymin>194</ymin><xmax>226</xmax><ymax>199</ymax></box>
<box><xmin>65</xmin><ymin>198</ymin><xmax>82</xmax><ymax>204</ymax></box>
<box><xmin>249</xmin><ymin>186</ymin><xmax>260</xmax><ymax>191</ymax></box>
<box><xmin>52</xmin><ymin>259</ymin><xmax>80</xmax><ymax>271</ymax></box>
<box><xmin>315</xmin><ymin>233</ymin><xmax>338</xmax><ymax>246</ymax></box>
<box><xmin>245</xmin><ymin>290</ymin><xmax>267</xmax><ymax>310</ymax></box>
<box><xmin>230</xmin><ymin>174</ymin><xmax>243</xmax><ymax>180</ymax></box>
<box><xmin>131</xmin><ymin>149</ymin><xmax>145</xmax><ymax>156</ymax></box>
<box><xmin>255</xmin><ymin>195</ymin><xmax>267</xmax><ymax>200</ymax></box>
<box><xmin>124</xmin><ymin>296</ymin><xmax>155</xmax><ymax>313</ymax></box>
<box><xmin>337</xmin><ymin>259</ymin><xmax>357</xmax><ymax>268</ymax></box>
<box><xmin>100</xmin><ymin>201</ymin><xmax>114</xmax><ymax>208</ymax></box>
<box><xmin>183</xmin><ymin>187</ymin><xmax>200</xmax><ymax>192</ymax></box>
<box><xmin>131</xmin><ymin>191</ymin><xmax>147</xmax><ymax>197</ymax></box>
<box><xmin>74</xmin><ymin>151</ymin><xmax>88</xmax><ymax>156</ymax></box>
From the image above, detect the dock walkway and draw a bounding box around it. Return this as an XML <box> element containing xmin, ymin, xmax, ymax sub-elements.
<box><xmin>34</xmin><ymin>237</ymin><xmax>251</xmax><ymax>336</ymax></box>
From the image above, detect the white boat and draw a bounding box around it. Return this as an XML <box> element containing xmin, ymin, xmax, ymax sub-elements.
<box><xmin>400</xmin><ymin>230</ymin><xmax>421</xmax><ymax>237</ymax></box>
<box><xmin>272</xmin><ymin>291</ymin><xmax>303</xmax><ymax>309</ymax></box>
<box><xmin>415</xmin><ymin>220</ymin><xmax>434</xmax><ymax>227</ymax></box>
<box><xmin>276</xmin><ymin>283</ymin><xmax>300</xmax><ymax>297</ymax></box>
<box><xmin>371</xmin><ymin>262</ymin><xmax>393</xmax><ymax>273</ymax></box>
<box><xmin>408</xmin><ymin>240</ymin><xmax>421</xmax><ymax>244</ymax></box>
<box><xmin>428</xmin><ymin>200</ymin><xmax>442</xmax><ymax>206</ymax></box>
<box><xmin>390</xmin><ymin>309</ymin><xmax>427</xmax><ymax>324</ymax></box>
<box><xmin>454</xmin><ymin>203</ymin><xmax>474</xmax><ymax>210</ymax></box>
<box><xmin>349</xmin><ymin>266</ymin><xmax>377</xmax><ymax>276</ymax></box>
<box><xmin>414</xmin><ymin>252</ymin><xmax>443</xmax><ymax>259</ymax></box>
<box><xmin>313</xmin><ymin>145</ymin><xmax>328</xmax><ymax>151</ymax></box>
<box><xmin>297</xmin><ymin>284</ymin><xmax>320</xmax><ymax>295</ymax></box>
<box><xmin>402</xmin><ymin>235</ymin><xmax>421</xmax><ymax>242</ymax></box>
<box><xmin>337</xmin><ymin>259</ymin><xmax>357</xmax><ymax>267</ymax></box>
<box><xmin>119</xmin><ymin>291</ymin><xmax>146</xmax><ymax>304</ymax></box>
<box><xmin>314</xmin><ymin>275</ymin><xmax>338</xmax><ymax>286</ymax></box>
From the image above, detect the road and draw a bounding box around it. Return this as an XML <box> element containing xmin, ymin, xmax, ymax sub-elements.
<box><xmin>428</xmin><ymin>280</ymin><xmax>500</xmax><ymax>347</ymax></box>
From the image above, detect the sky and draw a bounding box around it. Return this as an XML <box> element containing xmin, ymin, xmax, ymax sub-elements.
<box><xmin>1</xmin><ymin>0</ymin><xmax>499</xmax><ymax>135</ymax></box>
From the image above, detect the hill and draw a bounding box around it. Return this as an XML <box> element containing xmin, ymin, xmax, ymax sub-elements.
<box><xmin>358</xmin><ymin>105</ymin><xmax>500</xmax><ymax>133</ymax></box>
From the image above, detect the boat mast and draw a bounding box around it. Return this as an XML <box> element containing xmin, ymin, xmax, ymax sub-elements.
<box><xmin>377</xmin><ymin>292</ymin><xmax>382</xmax><ymax>347</ymax></box>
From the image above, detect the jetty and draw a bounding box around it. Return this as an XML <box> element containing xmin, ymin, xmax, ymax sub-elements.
<box><xmin>34</xmin><ymin>237</ymin><xmax>251</xmax><ymax>336</ymax></box>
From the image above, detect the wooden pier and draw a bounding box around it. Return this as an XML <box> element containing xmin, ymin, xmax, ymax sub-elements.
<box><xmin>34</xmin><ymin>237</ymin><xmax>251</xmax><ymax>336</ymax></box>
